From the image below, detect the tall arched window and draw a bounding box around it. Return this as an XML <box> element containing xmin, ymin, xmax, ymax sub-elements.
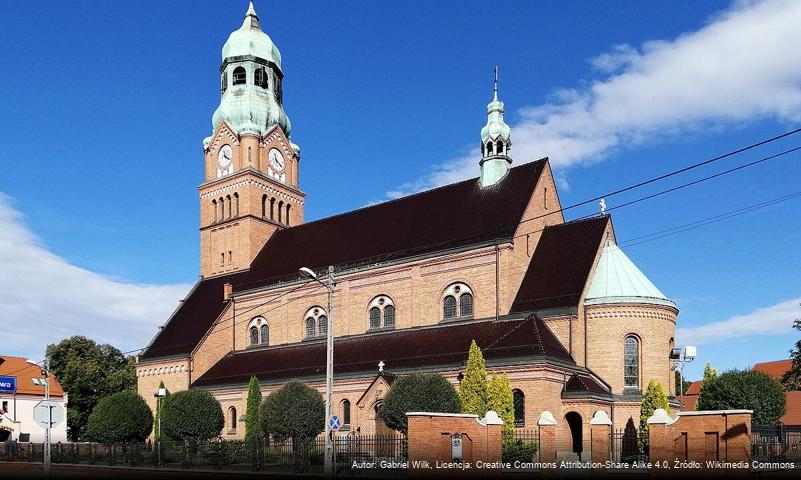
<box><xmin>459</xmin><ymin>293</ymin><xmax>473</xmax><ymax>318</ymax></box>
<box><xmin>221</xmin><ymin>71</ymin><xmax>228</xmax><ymax>94</ymax></box>
<box><xmin>305</xmin><ymin>317</ymin><xmax>315</xmax><ymax>338</ymax></box>
<box><xmin>229</xmin><ymin>406</ymin><xmax>237</xmax><ymax>432</ymax></box>
<box><xmin>212</xmin><ymin>200</ymin><xmax>218</xmax><ymax>222</ymax></box>
<box><xmin>318</xmin><ymin>316</ymin><xmax>328</xmax><ymax>335</ymax></box>
<box><xmin>255</xmin><ymin>67</ymin><xmax>267</xmax><ymax>88</ymax></box>
<box><xmin>384</xmin><ymin>305</ymin><xmax>395</xmax><ymax>327</ymax></box>
<box><xmin>486</xmin><ymin>142</ymin><xmax>493</xmax><ymax>155</ymax></box>
<box><xmin>286</xmin><ymin>204</ymin><xmax>291</xmax><ymax>226</ymax></box>
<box><xmin>233</xmin><ymin>66</ymin><xmax>246</xmax><ymax>85</ymax></box>
<box><xmin>249</xmin><ymin>326</ymin><xmax>258</xmax><ymax>346</ymax></box>
<box><xmin>270</xmin><ymin>198</ymin><xmax>275</xmax><ymax>220</ymax></box>
<box><xmin>369</xmin><ymin>307</ymin><xmax>381</xmax><ymax>329</ymax></box>
<box><xmin>219</xmin><ymin>197</ymin><xmax>225</xmax><ymax>220</ymax></box>
<box><xmin>278</xmin><ymin>201</ymin><xmax>284</xmax><ymax>223</ymax></box>
<box><xmin>226</xmin><ymin>195</ymin><xmax>232</xmax><ymax>218</ymax></box>
<box><xmin>342</xmin><ymin>399</ymin><xmax>351</xmax><ymax>426</ymax></box>
<box><xmin>513</xmin><ymin>389</ymin><xmax>525</xmax><ymax>427</ymax></box>
<box><xmin>261</xmin><ymin>194</ymin><xmax>267</xmax><ymax>217</ymax></box>
<box><xmin>260</xmin><ymin>324</ymin><xmax>269</xmax><ymax>345</ymax></box>
<box><xmin>442</xmin><ymin>283</ymin><xmax>474</xmax><ymax>321</ymax></box>
<box><xmin>624</xmin><ymin>336</ymin><xmax>640</xmax><ymax>389</ymax></box>
<box><xmin>233</xmin><ymin>193</ymin><xmax>240</xmax><ymax>217</ymax></box>
<box><xmin>496</xmin><ymin>140</ymin><xmax>504</xmax><ymax>155</ymax></box>
<box><xmin>443</xmin><ymin>296</ymin><xmax>457</xmax><ymax>319</ymax></box>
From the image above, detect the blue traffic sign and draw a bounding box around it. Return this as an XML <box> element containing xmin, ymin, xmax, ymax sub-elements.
<box><xmin>328</xmin><ymin>415</ymin><xmax>341</xmax><ymax>430</ymax></box>
<box><xmin>0</xmin><ymin>376</ymin><xmax>16</xmax><ymax>393</ymax></box>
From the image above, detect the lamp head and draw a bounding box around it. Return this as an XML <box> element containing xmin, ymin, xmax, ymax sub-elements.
<box><xmin>154</xmin><ymin>388</ymin><xmax>167</xmax><ymax>398</ymax></box>
<box><xmin>298</xmin><ymin>267</ymin><xmax>317</xmax><ymax>280</ymax></box>
<box><xmin>683</xmin><ymin>346</ymin><xmax>697</xmax><ymax>362</ymax></box>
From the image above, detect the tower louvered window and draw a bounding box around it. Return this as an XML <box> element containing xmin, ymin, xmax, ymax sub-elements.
<box><xmin>233</xmin><ymin>66</ymin><xmax>246</xmax><ymax>85</ymax></box>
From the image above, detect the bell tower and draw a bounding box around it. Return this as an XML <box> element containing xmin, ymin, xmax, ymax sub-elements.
<box><xmin>479</xmin><ymin>67</ymin><xmax>512</xmax><ymax>187</ymax></box>
<box><xmin>198</xmin><ymin>1</ymin><xmax>305</xmax><ymax>278</ymax></box>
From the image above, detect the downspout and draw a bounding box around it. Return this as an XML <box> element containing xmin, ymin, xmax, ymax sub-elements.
<box><xmin>495</xmin><ymin>242</ymin><xmax>500</xmax><ymax>321</ymax></box>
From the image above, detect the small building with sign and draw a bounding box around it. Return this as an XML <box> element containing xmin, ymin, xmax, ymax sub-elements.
<box><xmin>0</xmin><ymin>356</ymin><xmax>67</xmax><ymax>443</ymax></box>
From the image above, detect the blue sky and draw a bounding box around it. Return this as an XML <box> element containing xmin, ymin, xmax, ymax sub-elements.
<box><xmin>1</xmin><ymin>1</ymin><xmax>800</xmax><ymax>380</ymax></box>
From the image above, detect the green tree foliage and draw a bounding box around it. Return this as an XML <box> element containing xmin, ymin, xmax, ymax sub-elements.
<box><xmin>459</xmin><ymin>340</ymin><xmax>488</xmax><ymax>416</ymax></box>
<box><xmin>46</xmin><ymin>336</ymin><xmax>136</xmax><ymax>440</ymax></box>
<box><xmin>674</xmin><ymin>370</ymin><xmax>692</xmax><ymax>395</ymax></box>
<box><xmin>781</xmin><ymin>308</ymin><xmax>801</xmax><ymax>391</ymax></box>
<box><xmin>259</xmin><ymin>382</ymin><xmax>324</xmax><ymax>445</ymax></box>
<box><xmin>639</xmin><ymin>379</ymin><xmax>669</xmax><ymax>449</ymax></box>
<box><xmin>698</xmin><ymin>370</ymin><xmax>787</xmax><ymax>425</ymax></box>
<box><xmin>244</xmin><ymin>376</ymin><xmax>263</xmax><ymax>441</ymax></box>
<box><xmin>486</xmin><ymin>374</ymin><xmax>515</xmax><ymax>437</ymax></box>
<box><xmin>380</xmin><ymin>373</ymin><xmax>461</xmax><ymax>434</ymax></box>
<box><xmin>161</xmin><ymin>389</ymin><xmax>224</xmax><ymax>441</ymax></box>
<box><xmin>84</xmin><ymin>391</ymin><xmax>153</xmax><ymax>444</ymax></box>
<box><xmin>153</xmin><ymin>381</ymin><xmax>170</xmax><ymax>441</ymax></box>
<box><xmin>703</xmin><ymin>363</ymin><xmax>719</xmax><ymax>383</ymax></box>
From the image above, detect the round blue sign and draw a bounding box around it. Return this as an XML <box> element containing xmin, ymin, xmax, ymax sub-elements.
<box><xmin>329</xmin><ymin>415</ymin><xmax>341</xmax><ymax>430</ymax></box>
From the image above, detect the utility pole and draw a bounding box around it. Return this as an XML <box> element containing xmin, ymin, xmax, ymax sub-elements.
<box><xmin>324</xmin><ymin>265</ymin><xmax>335</xmax><ymax>476</ymax></box>
<box><xmin>43</xmin><ymin>359</ymin><xmax>51</xmax><ymax>474</ymax></box>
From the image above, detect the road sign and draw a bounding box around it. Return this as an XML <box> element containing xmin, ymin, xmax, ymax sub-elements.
<box><xmin>0</xmin><ymin>376</ymin><xmax>16</xmax><ymax>393</ymax></box>
<box><xmin>33</xmin><ymin>400</ymin><xmax>63</xmax><ymax>429</ymax></box>
<box><xmin>328</xmin><ymin>415</ymin><xmax>341</xmax><ymax>431</ymax></box>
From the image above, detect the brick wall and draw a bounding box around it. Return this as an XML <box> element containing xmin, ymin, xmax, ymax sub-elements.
<box><xmin>407</xmin><ymin>412</ymin><xmax>503</xmax><ymax>472</ymax></box>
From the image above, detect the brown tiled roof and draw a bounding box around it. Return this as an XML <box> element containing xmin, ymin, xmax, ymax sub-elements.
<box><xmin>678</xmin><ymin>395</ymin><xmax>699</xmax><ymax>411</ymax></box>
<box><xmin>511</xmin><ymin>216</ymin><xmax>609</xmax><ymax>313</ymax></box>
<box><xmin>193</xmin><ymin>315</ymin><xmax>571</xmax><ymax>388</ymax></box>
<box><xmin>0</xmin><ymin>356</ymin><xmax>64</xmax><ymax>397</ymax></box>
<box><xmin>752</xmin><ymin>359</ymin><xmax>792</xmax><ymax>380</ymax></box>
<box><xmin>563</xmin><ymin>373</ymin><xmax>610</xmax><ymax>395</ymax></box>
<box><xmin>685</xmin><ymin>380</ymin><xmax>702</xmax><ymax>396</ymax></box>
<box><xmin>781</xmin><ymin>391</ymin><xmax>801</xmax><ymax>426</ymax></box>
<box><xmin>239</xmin><ymin>160</ymin><xmax>548</xmax><ymax>290</ymax></box>
<box><xmin>140</xmin><ymin>271</ymin><xmax>248</xmax><ymax>360</ymax></box>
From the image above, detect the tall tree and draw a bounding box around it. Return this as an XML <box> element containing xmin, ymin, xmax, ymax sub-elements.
<box><xmin>46</xmin><ymin>336</ymin><xmax>136</xmax><ymax>440</ymax></box>
<box><xmin>703</xmin><ymin>363</ymin><xmax>719</xmax><ymax>383</ymax></box>
<box><xmin>244</xmin><ymin>376</ymin><xmax>263</xmax><ymax>441</ymax></box>
<box><xmin>639</xmin><ymin>379</ymin><xmax>669</xmax><ymax>449</ymax></box>
<box><xmin>486</xmin><ymin>374</ymin><xmax>515</xmax><ymax>438</ymax></box>
<box><xmin>459</xmin><ymin>340</ymin><xmax>488</xmax><ymax>416</ymax></box>
<box><xmin>781</xmin><ymin>306</ymin><xmax>801</xmax><ymax>391</ymax></box>
<box><xmin>260</xmin><ymin>382</ymin><xmax>324</xmax><ymax>449</ymax></box>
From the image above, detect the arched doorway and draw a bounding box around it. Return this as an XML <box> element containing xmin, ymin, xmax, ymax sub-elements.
<box><xmin>565</xmin><ymin>412</ymin><xmax>583</xmax><ymax>454</ymax></box>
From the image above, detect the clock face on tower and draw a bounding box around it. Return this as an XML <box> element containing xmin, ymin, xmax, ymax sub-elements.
<box><xmin>217</xmin><ymin>144</ymin><xmax>233</xmax><ymax>178</ymax></box>
<box><xmin>268</xmin><ymin>148</ymin><xmax>285</xmax><ymax>172</ymax></box>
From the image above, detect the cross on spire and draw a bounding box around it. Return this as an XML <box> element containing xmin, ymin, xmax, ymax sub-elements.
<box><xmin>493</xmin><ymin>65</ymin><xmax>499</xmax><ymax>101</ymax></box>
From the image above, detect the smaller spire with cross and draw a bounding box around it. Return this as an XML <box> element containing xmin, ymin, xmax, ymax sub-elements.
<box><xmin>480</xmin><ymin>66</ymin><xmax>512</xmax><ymax>187</ymax></box>
<box><xmin>378</xmin><ymin>361</ymin><xmax>385</xmax><ymax>374</ymax></box>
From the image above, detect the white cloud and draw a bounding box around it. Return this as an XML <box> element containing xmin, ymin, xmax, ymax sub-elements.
<box><xmin>677</xmin><ymin>297</ymin><xmax>800</xmax><ymax>346</ymax></box>
<box><xmin>0</xmin><ymin>193</ymin><xmax>191</xmax><ymax>360</ymax></box>
<box><xmin>388</xmin><ymin>0</ymin><xmax>801</xmax><ymax>198</ymax></box>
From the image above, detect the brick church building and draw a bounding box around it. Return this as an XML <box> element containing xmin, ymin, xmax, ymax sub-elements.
<box><xmin>136</xmin><ymin>2</ymin><xmax>679</xmax><ymax>454</ymax></box>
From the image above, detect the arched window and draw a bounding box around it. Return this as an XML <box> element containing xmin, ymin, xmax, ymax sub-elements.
<box><xmin>249</xmin><ymin>326</ymin><xmax>258</xmax><ymax>346</ymax></box>
<box><xmin>260</xmin><ymin>324</ymin><xmax>269</xmax><ymax>345</ymax></box>
<box><xmin>442</xmin><ymin>283</ymin><xmax>474</xmax><ymax>321</ymax></box>
<box><xmin>443</xmin><ymin>296</ymin><xmax>457</xmax><ymax>319</ymax></box>
<box><xmin>261</xmin><ymin>195</ymin><xmax>267</xmax><ymax>217</ymax></box>
<box><xmin>459</xmin><ymin>293</ymin><xmax>473</xmax><ymax>318</ymax></box>
<box><xmin>233</xmin><ymin>66</ymin><xmax>246</xmax><ymax>85</ymax></box>
<box><xmin>624</xmin><ymin>336</ymin><xmax>640</xmax><ymax>389</ymax></box>
<box><xmin>318</xmin><ymin>316</ymin><xmax>328</xmax><ymax>335</ymax></box>
<box><xmin>219</xmin><ymin>197</ymin><xmax>225</xmax><ymax>220</ymax></box>
<box><xmin>512</xmin><ymin>389</ymin><xmax>525</xmax><ymax>427</ymax></box>
<box><xmin>278</xmin><ymin>201</ymin><xmax>284</xmax><ymax>223</ymax></box>
<box><xmin>496</xmin><ymin>140</ymin><xmax>503</xmax><ymax>155</ymax></box>
<box><xmin>229</xmin><ymin>406</ymin><xmax>237</xmax><ymax>432</ymax></box>
<box><xmin>255</xmin><ymin>67</ymin><xmax>267</xmax><ymax>88</ymax></box>
<box><xmin>486</xmin><ymin>142</ymin><xmax>493</xmax><ymax>155</ymax></box>
<box><xmin>384</xmin><ymin>305</ymin><xmax>395</xmax><ymax>327</ymax></box>
<box><xmin>212</xmin><ymin>200</ymin><xmax>218</xmax><ymax>222</ymax></box>
<box><xmin>221</xmin><ymin>71</ymin><xmax>228</xmax><ymax>94</ymax></box>
<box><xmin>305</xmin><ymin>317</ymin><xmax>315</xmax><ymax>338</ymax></box>
<box><xmin>226</xmin><ymin>195</ymin><xmax>232</xmax><ymax>218</ymax></box>
<box><xmin>286</xmin><ymin>204</ymin><xmax>291</xmax><ymax>226</ymax></box>
<box><xmin>270</xmin><ymin>198</ymin><xmax>275</xmax><ymax>220</ymax></box>
<box><xmin>342</xmin><ymin>399</ymin><xmax>351</xmax><ymax>426</ymax></box>
<box><xmin>369</xmin><ymin>307</ymin><xmax>381</xmax><ymax>329</ymax></box>
<box><xmin>233</xmin><ymin>193</ymin><xmax>240</xmax><ymax>217</ymax></box>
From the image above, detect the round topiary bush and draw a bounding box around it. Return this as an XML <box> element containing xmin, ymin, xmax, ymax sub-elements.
<box><xmin>697</xmin><ymin>369</ymin><xmax>786</xmax><ymax>425</ymax></box>
<box><xmin>161</xmin><ymin>389</ymin><xmax>224</xmax><ymax>441</ymax></box>
<box><xmin>260</xmin><ymin>381</ymin><xmax>324</xmax><ymax>443</ymax></box>
<box><xmin>84</xmin><ymin>390</ymin><xmax>153</xmax><ymax>444</ymax></box>
<box><xmin>381</xmin><ymin>373</ymin><xmax>461</xmax><ymax>434</ymax></box>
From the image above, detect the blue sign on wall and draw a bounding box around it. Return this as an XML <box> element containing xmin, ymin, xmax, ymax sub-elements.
<box><xmin>0</xmin><ymin>376</ymin><xmax>16</xmax><ymax>393</ymax></box>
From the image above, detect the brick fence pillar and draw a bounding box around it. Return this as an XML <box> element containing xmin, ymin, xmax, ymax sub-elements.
<box><xmin>590</xmin><ymin>410</ymin><xmax>612</xmax><ymax>463</ymax></box>
<box><xmin>537</xmin><ymin>411</ymin><xmax>557</xmax><ymax>464</ymax></box>
<box><xmin>647</xmin><ymin>408</ymin><xmax>673</xmax><ymax>465</ymax></box>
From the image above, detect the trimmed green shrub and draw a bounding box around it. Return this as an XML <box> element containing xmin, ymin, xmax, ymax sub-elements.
<box><xmin>639</xmin><ymin>379</ymin><xmax>669</xmax><ymax>449</ymax></box>
<box><xmin>380</xmin><ymin>373</ymin><xmax>461</xmax><ymax>434</ymax></box>
<box><xmin>84</xmin><ymin>390</ymin><xmax>153</xmax><ymax>444</ymax></box>
<box><xmin>161</xmin><ymin>389</ymin><xmax>224</xmax><ymax>441</ymax></box>
<box><xmin>260</xmin><ymin>382</ymin><xmax>324</xmax><ymax>443</ymax></box>
<box><xmin>244</xmin><ymin>376</ymin><xmax>263</xmax><ymax>441</ymax></box>
<box><xmin>502</xmin><ymin>439</ymin><xmax>539</xmax><ymax>464</ymax></box>
<box><xmin>698</xmin><ymin>369</ymin><xmax>786</xmax><ymax>424</ymax></box>
<box><xmin>459</xmin><ymin>340</ymin><xmax>488</xmax><ymax>416</ymax></box>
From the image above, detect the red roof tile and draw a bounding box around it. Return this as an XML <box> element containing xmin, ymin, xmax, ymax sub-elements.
<box><xmin>511</xmin><ymin>216</ymin><xmax>609</xmax><ymax>313</ymax></box>
<box><xmin>563</xmin><ymin>373</ymin><xmax>610</xmax><ymax>395</ymax></box>
<box><xmin>193</xmin><ymin>315</ymin><xmax>571</xmax><ymax>388</ymax></box>
<box><xmin>678</xmin><ymin>395</ymin><xmax>699</xmax><ymax>411</ymax></box>
<box><xmin>752</xmin><ymin>359</ymin><xmax>792</xmax><ymax>380</ymax></box>
<box><xmin>685</xmin><ymin>380</ymin><xmax>702</xmax><ymax>396</ymax></box>
<box><xmin>0</xmin><ymin>356</ymin><xmax>64</xmax><ymax>397</ymax></box>
<box><xmin>781</xmin><ymin>391</ymin><xmax>801</xmax><ymax>426</ymax></box>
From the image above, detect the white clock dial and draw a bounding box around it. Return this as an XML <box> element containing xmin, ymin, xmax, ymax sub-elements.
<box><xmin>217</xmin><ymin>144</ymin><xmax>233</xmax><ymax>168</ymax></box>
<box><xmin>268</xmin><ymin>148</ymin><xmax>285</xmax><ymax>171</ymax></box>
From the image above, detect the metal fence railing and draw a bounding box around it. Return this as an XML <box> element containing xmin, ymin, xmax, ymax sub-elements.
<box><xmin>752</xmin><ymin>424</ymin><xmax>801</xmax><ymax>463</ymax></box>
<box><xmin>0</xmin><ymin>433</ymin><xmax>408</xmax><ymax>475</ymax></box>
<box><xmin>611</xmin><ymin>427</ymin><xmax>647</xmax><ymax>464</ymax></box>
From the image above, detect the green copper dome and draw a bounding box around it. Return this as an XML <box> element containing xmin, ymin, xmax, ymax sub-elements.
<box><xmin>206</xmin><ymin>1</ymin><xmax>294</xmax><ymax>147</ymax></box>
<box><xmin>585</xmin><ymin>240</ymin><xmax>677</xmax><ymax>309</ymax></box>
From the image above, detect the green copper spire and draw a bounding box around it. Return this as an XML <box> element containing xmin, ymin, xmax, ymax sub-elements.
<box><xmin>480</xmin><ymin>66</ymin><xmax>512</xmax><ymax>187</ymax></box>
<box><xmin>205</xmin><ymin>1</ymin><xmax>297</xmax><ymax>153</ymax></box>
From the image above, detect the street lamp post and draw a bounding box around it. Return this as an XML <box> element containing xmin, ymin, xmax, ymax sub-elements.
<box><xmin>27</xmin><ymin>358</ymin><xmax>50</xmax><ymax>473</ymax></box>
<box><xmin>299</xmin><ymin>265</ymin><xmax>335</xmax><ymax>476</ymax></box>
<box><xmin>671</xmin><ymin>346</ymin><xmax>697</xmax><ymax>397</ymax></box>
<box><xmin>154</xmin><ymin>387</ymin><xmax>167</xmax><ymax>467</ymax></box>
